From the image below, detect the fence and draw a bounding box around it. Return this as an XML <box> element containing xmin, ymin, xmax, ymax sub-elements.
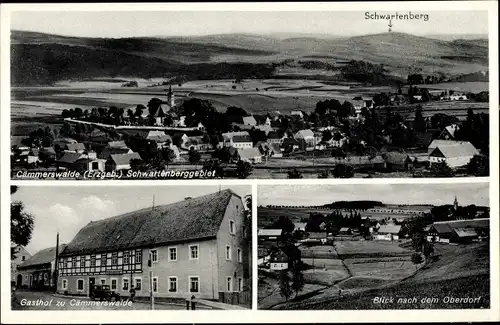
<box><xmin>218</xmin><ymin>290</ymin><xmax>251</xmax><ymax>307</ymax></box>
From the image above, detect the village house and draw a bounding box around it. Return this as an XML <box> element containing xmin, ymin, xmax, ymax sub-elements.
<box><xmin>237</xmin><ymin>148</ymin><xmax>262</xmax><ymax>164</ymax></box>
<box><xmin>374</xmin><ymin>225</ymin><xmax>401</xmax><ymax>241</ymax></box>
<box><xmin>438</xmin><ymin>124</ymin><xmax>460</xmax><ymax>140</ymax></box>
<box><xmin>242</xmin><ymin>116</ymin><xmax>257</xmax><ymax>127</ymax></box>
<box><xmin>293</xmin><ymin>222</ymin><xmax>307</xmax><ymax>232</ymax></box>
<box><xmin>258</xmin><ymin>229</ymin><xmax>283</xmax><ymax>241</ymax></box>
<box><xmin>57</xmin><ymin>151</ymin><xmax>103</xmax><ymax>171</ymax></box>
<box><xmin>57</xmin><ymin>190</ymin><xmax>249</xmax><ymax>301</ymax></box>
<box><xmin>428</xmin><ymin>140</ymin><xmax>478</xmax><ymax>168</ymax></box>
<box><xmin>16</xmin><ymin>245</ymin><xmax>67</xmax><ymax>290</ymax></box>
<box><xmin>449</xmin><ymin>93</ymin><xmax>468</xmax><ymax>101</ymax></box>
<box><xmin>294</xmin><ymin>129</ymin><xmax>315</xmax><ymax>146</ymax></box>
<box><xmin>27</xmin><ymin>148</ymin><xmax>40</xmax><ymax>164</ymax></box>
<box><xmin>182</xmin><ymin>135</ymin><xmax>211</xmax><ymax>152</ymax></box>
<box><xmin>266</xmin><ymin>131</ymin><xmax>287</xmax><ymax>144</ymax></box>
<box><xmin>382</xmin><ymin>152</ymin><xmax>413</xmax><ymax>172</ymax></box>
<box><xmin>257</xmin><ymin>143</ymin><xmax>283</xmax><ymax>158</ymax></box>
<box><xmin>63</xmin><ymin>143</ymin><xmax>87</xmax><ymax>154</ymax></box>
<box><xmin>105</xmin><ymin>152</ymin><xmax>142</xmax><ymax>171</ymax></box>
<box><xmin>54</xmin><ymin>138</ymin><xmax>78</xmax><ymax>151</ymax></box>
<box><xmin>108</xmin><ymin>141</ymin><xmax>129</xmax><ymax>149</ymax></box>
<box><xmin>338</xmin><ymin>227</ymin><xmax>352</xmax><ymax>235</ymax></box>
<box><xmin>222</xmin><ymin>131</ymin><xmax>253</xmax><ymax>149</ymax></box>
<box><xmin>11</xmin><ymin>246</ymin><xmax>31</xmax><ymax>285</ymax></box>
<box><xmin>146</xmin><ymin>130</ymin><xmax>172</xmax><ymax>147</ymax></box>
<box><xmin>426</xmin><ymin>218</ymin><xmax>489</xmax><ymax>244</ymax></box>
<box><xmin>304</xmin><ymin>232</ymin><xmax>328</xmax><ymax>245</ymax></box>
<box><xmin>290</xmin><ymin>111</ymin><xmax>304</xmax><ymax>119</ymax></box>
<box><xmin>98</xmin><ymin>147</ymin><xmax>134</xmax><ymax>160</ymax></box>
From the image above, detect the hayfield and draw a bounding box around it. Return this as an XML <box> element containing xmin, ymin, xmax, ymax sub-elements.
<box><xmin>335</xmin><ymin>240</ymin><xmax>411</xmax><ymax>256</ymax></box>
<box><xmin>303</xmin><ymin>268</ymin><xmax>349</xmax><ymax>286</ymax></box>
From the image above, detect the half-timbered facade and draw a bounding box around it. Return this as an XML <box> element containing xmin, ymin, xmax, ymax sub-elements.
<box><xmin>57</xmin><ymin>190</ymin><xmax>250</xmax><ymax>302</ymax></box>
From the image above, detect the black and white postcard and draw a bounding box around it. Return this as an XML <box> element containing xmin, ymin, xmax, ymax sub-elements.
<box><xmin>257</xmin><ymin>183</ymin><xmax>490</xmax><ymax>310</ymax></box>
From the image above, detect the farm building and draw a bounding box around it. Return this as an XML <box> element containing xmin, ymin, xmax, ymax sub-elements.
<box><xmin>267</xmin><ymin>131</ymin><xmax>287</xmax><ymax>144</ymax></box>
<box><xmin>105</xmin><ymin>152</ymin><xmax>142</xmax><ymax>171</ymax></box>
<box><xmin>374</xmin><ymin>225</ymin><xmax>401</xmax><ymax>241</ymax></box>
<box><xmin>428</xmin><ymin>141</ymin><xmax>478</xmax><ymax>168</ymax></box>
<box><xmin>339</xmin><ymin>227</ymin><xmax>352</xmax><ymax>235</ymax></box>
<box><xmin>306</xmin><ymin>232</ymin><xmax>328</xmax><ymax>244</ymax></box>
<box><xmin>290</xmin><ymin>111</ymin><xmax>304</xmax><ymax>119</ymax></box>
<box><xmin>237</xmin><ymin>148</ymin><xmax>262</xmax><ymax>164</ymax></box>
<box><xmin>382</xmin><ymin>152</ymin><xmax>413</xmax><ymax>172</ymax></box>
<box><xmin>64</xmin><ymin>143</ymin><xmax>87</xmax><ymax>154</ymax></box>
<box><xmin>426</xmin><ymin>218</ymin><xmax>489</xmax><ymax>243</ymax></box>
<box><xmin>57</xmin><ymin>190</ymin><xmax>250</xmax><ymax>302</ymax></box>
<box><xmin>146</xmin><ymin>130</ymin><xmax>172</xmax><ymax>144</ymax></box>
<box><xmin>242</xmin><ymin>116</ymin><xmax>257</xmax><ymax>126</ymax></box>
<box><xmin>293</xmin><ymin>222</ymin><xmax>307</xmax><ymax>232</ymax></box>
<box><xmin>98</xmin><ymin>147</ymin><xmax>133</xmax><ymax>160</ymax></box>
<box><xmin>258</xmin><ymin>143</ymin><xmax>282</xmax><ymax>158</ymax></box>
<box><xmin>108</xmin><ymin>141</ymin><xmax>129</xmax><ymax>149</ymax></box>
<box><xmin>15</xmin><ymin>245</ymin><xmax>67</xmax><ymax>290</ymax></box>
<box><xmin>294</xmin><ymin>129</ymin><xmax>315</xmax><ymax>145</ymax></box>
<box><xmin>438</xmin><ymin>124</ymin><xmax>460</xmax><ymax>140</ymax></box>
<box><xmin>258</xmin><ymin>229</ymin><xmax>283</xmax><ymax>241</ymax></box>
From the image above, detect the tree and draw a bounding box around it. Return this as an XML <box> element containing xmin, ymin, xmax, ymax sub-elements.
<box><xmin>272</xmin><ymin>216</ymin><xmax>295</xmax><ymax>234</ymax></box>
<box><xmin>236</xmin><ymin>160</ymin><xmax>253</xmax><ymax>179</ymax></box>
<box><xmin>11</xmin><ymin>187</ymin><xmax>34</xmax><ymax>259</ymax></box>
<box><xmin>161</xmin><ymin>147</ymin><xmax>177</xmax><ymax>168</ymax></box>
<box><xmin>414</xmin><ymin>106</ymin><xmax>426</xmax><ymax>132</ymax></box>
<box><xmin>291</xmin><ymin>266</ymin><xmax>305</xmax><ymax>298</ymax></box>
<box><xmin>287</xmin><ymin>169</ymin><xmax>303</xmax><ymax>179</ymax></box>
<box><xmin>130</xmin><ymin>158</ymin><xmax>146</xmax><ymax>172</ymax></box>
<box><xmin>147</xmin><ymin>98</ymin><xmax>163</xmax><ymax>116</ymax></box>
<box><xmin>318</xmin><ymin>170</ymin><xmax>329</xmax><ymax>178</ymax></box>
<box><xmin>331</xmin><ymin>164</ymin><xmax>354</xmax><ymax>178</ymax></box>
<box><xmin>466</xmin><ymin>154</ymin><xmax>489</xmax><ymax>176</ymax></box>
<box><xmin>423</xmin><ymin>240</ymin><xmax>434</xmax><ymax>264</ymax></box>
<box><xmin>188</xmin><ymin>149</ymin><xmax>201</xmax><ymax>165</ymax></box>
<box><xmin>278</xmin><ymin>270</ymin><xmax>293</xmax><ymax>301</ymax></box>
<box><xmin>411</xmin><ymin>252</ymin><xmax>423</xmax><ymax>270</ymax></box>
<box><xmin>430</xmin><ymin>161</ymin><xmax>454</xmax><ymax>178</ymax></box>
<box><xmin>135</xmin><ymin>104</ymin><xmax>146</xmax><ymax>118</ymax></box>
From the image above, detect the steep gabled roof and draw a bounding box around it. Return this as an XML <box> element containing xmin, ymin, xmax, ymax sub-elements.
<box><xmin>377</xmin><ymin>225</ymin><xmax>401</xmax><ymax>234</ymax></box>
<box><xmin>233</xmin><ymin>135</ymin><xmax>253</xmax><ymax>143</ymax></box>
<box><xmin>238</xmin><ymin>148</ymin><xmax>262</xmax><ymax>160</ymax></box>
<box><xmin>18</xmin><ymin>245</ymin><xmax>67</xmax><ymax>269</ymax></box>
<box><xmin>430</xmin><ymin>142</ymin><xmax>478</xmax><ymax>158</ymax></box>
<box><xmin>66</xmin><ymin>143</ymin><xmax>86</xmax><ymax>152</ymax></box>
<box><xmin>57</xmin><ymin>152</ymin><xmax>85</xmax><ymax>164</ymax></box>
<box><xmin>61</xmin><ymin>190</ymin><xmax>237</xmax><ymax>256</ymax></box>
<box><xmin>109</xmin><ymin>152</ymin><xmax>142</xmax><ymax>165</ymax></box>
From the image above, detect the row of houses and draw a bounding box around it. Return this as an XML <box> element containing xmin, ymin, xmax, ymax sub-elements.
<box><xmin>12</xmin><ymin>190</ymin><xmax>251</xmax><ymax>305</ymax></box>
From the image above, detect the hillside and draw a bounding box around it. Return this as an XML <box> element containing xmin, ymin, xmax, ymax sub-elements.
<box><xmin>292</xmin><ymin>243</ymin><xmax>490</xmax><ymax>310</ymax></box>
<box><xmin>11</xmin><ymin>30</ymin><xmax>489</xmax><ymax>85</ymax></box>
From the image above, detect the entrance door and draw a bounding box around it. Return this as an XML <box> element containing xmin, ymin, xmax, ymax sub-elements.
<box><xmin>17</xmin><ymin>274</ymin><xmax>22</xmax><ymax>288</ymax></box>
<box><xmin>89</xmin><ymin>277</ymin><xmax>96</xmax><ymax>297</ymax></box>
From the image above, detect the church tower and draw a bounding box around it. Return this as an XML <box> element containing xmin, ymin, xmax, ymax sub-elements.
<box><xmin>453</xmin><ymin>196</ymin><xmax>459</xmax><ymax>211</ymax></box>
<box><xmin>167</xmin><ymin>84</ymin><xmax>175</xmax><ymax>108</ymax></box>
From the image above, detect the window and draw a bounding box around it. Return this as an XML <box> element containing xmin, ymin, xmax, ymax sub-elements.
<box><xmin>225</xmin><ymin>246</ymin><xmax>231</xmax><ymax>260</ymax></box>
<box><xmin>80</xmin><ymin>256</ymin><xmax>85</xmax><ymax>267</ymax></box>
<box><xmin>77</xmin><ymin>279</ymin><xmax>84</xmax><ymax>291</ymax></box>
<box><xmin>135</xmin><ymin>278</ymin><xmax>142</xmax><ymax>291</ymax></box>
<box><xmin>169</xmin><ymin>277</ymin><xmax>177</xmax><ymax>292</ymax></box>
<box><xmin>135</xmin><ymin>250</ymin><xmax>142</xmax><ymax>264</ymax></box>
<box><xmin>122</xmin><ymin>278</ymin><xmax>129</xmax><ymax>291</ymax></box>
<box><xmin>62</xmin><ymin>279</ymin><xmax>68</xmax><ymax>290</ymax></box>
<box><xmin>152</xmin><ymin>277</ymin><xmax>158</xmax><ymax>293</ymax></box>
<box><xmin>237</xmin><ymin>248</ymin><xmax>242</xmax><ymax>263</ymax></box>
<box><xmin>92</xmin><ymin>161</ymin><xmax>99</xmax><ymax>170</ymax></box>
<box><xmin>168</xmin><ymin>247</ymin><xmax>177</xmax><ymax>261</ymax></box>
<box><xmin>189</xmin><ymin>276</ymin><xmax>199</xmax><ymax>293</ymax></box>
<box><xmin>111</xmin><ymin>252</ymin><xmax>118</xmax><ymax>266</ymax></box>
<box><xmin>150</xmin><ymin>249</ymin><xmax>158</xmax><ymax>263</ymax></box>
<box><xmin>238</xmin><ymin>278</ymin><xmax>243</xmax><ymax>292</ymax></box>
<box><xmin>226</xmin><ymin>277</ymin><xmax>233</xmax><ymax>292</ymax></box>
<box><xmin>111</xmin><ymin>279</ymin><xmax>117</xmax><ymax>290</ymax></box>
<box><xmin>229</xmin><ymin>220</ymin><xmax>235</xmax><ymax>234</ymax></box>
<box><xmin>242</xmin><ymin>226</ymin><xmax>247</xmax><ymax>238</ymax></box>
<box><xmin>100</xmin><ymin>279</ymin><xmax>106</xmax><ymax>285</ymax></box>
<box><xmin>101</xmin><ymin>254</ymin><xmax>107</xmax><ymax>267</ymax></box>
<box><xmin>123</xmin><ymin>251</ymin><xmax>130</xmax><ymax>264</ymax></box>
<box><xmin>22</xmin><ymin>256</ymin><xmax>25</xmax><ymax>261</ymax></box>
<box><xmin>189</xmin><ymin>245</ymin><xmax>199</xmax><ymax>260</ymax></box>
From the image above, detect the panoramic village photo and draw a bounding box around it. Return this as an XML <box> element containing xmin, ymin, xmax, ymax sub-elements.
<box><xmin>257</xmin><ymin>183</ymin><xmax>490</xmax><ymax>310</ymax></box>
<box><xmin>10</xmin><ymin>185</ymin><xmax>252</xmax><ymax>310</ymax></box>
<box><xmin>10</xmin><ymin>10</ymin><xmax>490</xmax><ymax>179</ymax></box>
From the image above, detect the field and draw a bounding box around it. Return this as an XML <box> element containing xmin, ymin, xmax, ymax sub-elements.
<box><xmin>270</xmin><ymin>242</ymin><xmax>490</xmax><ymax>310</ymax></box>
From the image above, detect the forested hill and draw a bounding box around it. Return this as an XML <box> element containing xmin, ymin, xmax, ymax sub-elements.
<box><xmin>323</xmin><ymin>201</ymin><xmax>385</xmax><ymax>210</ymax></box>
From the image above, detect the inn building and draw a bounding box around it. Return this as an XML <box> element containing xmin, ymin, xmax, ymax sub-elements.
<box><xmin>56</xmin><ymin>190</ymin><xmax>250</xmax><ymax>303</ymax></box>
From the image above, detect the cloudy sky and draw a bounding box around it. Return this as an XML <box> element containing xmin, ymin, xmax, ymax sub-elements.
<box><xmin>10</xmin><ymin>10</ymin><xmax>488</xmax><ymax>38</ymax></box>
<box><xmin>12</xmin><ymin>185</ymin><xmax>250</xmax><ymax>254</ymax></box>
<box><xmin>258</xmin><ymin>183</ymin><xmax>490</xmax><ymax>207</ymax></box>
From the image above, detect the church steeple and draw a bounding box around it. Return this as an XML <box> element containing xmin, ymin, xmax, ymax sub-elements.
<box><xmin>167</xmin><ymin>84</ymin><xmax>175</xmax><ymax>108</ymax></box>
<box><xmin>453</xmin><ymin>196</ymin><xmax>459</xmax><ymax>210</ymax></box>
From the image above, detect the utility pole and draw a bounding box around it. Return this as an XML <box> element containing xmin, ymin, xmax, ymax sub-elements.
<box><xmin>54</xmin><ymin>233</ymin><xmax>59</xmax><ymax>292</ymax></box>
<box><xmin>149</xmin><ymin>252</ymin><xmax>154</xmax><ymax>310</ymax></box>
<box><xmin>388</xmin><ymin>20</ymin><xmax>393</xmax><ymax>33</ymax></box>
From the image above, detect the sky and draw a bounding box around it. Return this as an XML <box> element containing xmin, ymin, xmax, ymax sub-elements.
<box><xmin>10</xmin><ymin>10</ymin><xmax>489</xmax><ymax>38</ymax></box>
<box><xmin>258</xmin><ymin>183</ymin><xmax>490</xmax><ymax>208</ymax></box>
<box><xmin>11</xmin><ymin>185</ymin><xmax>250</xmax><ymax>254</ymax></box>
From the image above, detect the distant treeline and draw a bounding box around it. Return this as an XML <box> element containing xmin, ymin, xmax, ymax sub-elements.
<box><xmin>323</xmin><ymin>200</ymin><xmax>385</xmax><ymax>210</ymax></box>
<box><xmin>340</xmin><ymin>60</ymin><xmax>402</xmax><ymax>86</ymax></box>
<box><xmin>11</xmin><ymin>44</ymin><xmax>276</xmax><ymax>85</ymax></box>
